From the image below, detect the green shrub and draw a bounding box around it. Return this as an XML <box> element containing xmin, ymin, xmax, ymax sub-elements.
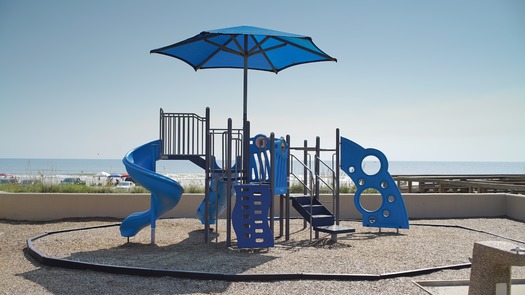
<box><xmin>340</xmin><ymin>184</ymin><xmax>354</xmax><ymax>193</ymax></box>
<box><xmin>0</xmin><ymin>183</ymin><xmax>149</xmax><ymax>194</ymax></box>
<box><xmin>289</xmin><ymin>184</ymin><xmax>305</xmax><ymax>193</ymax></box>
<box><xmin>183</xmin><ymin>183</ymin><xmax>204</xmax><ymax>193</ymax></box>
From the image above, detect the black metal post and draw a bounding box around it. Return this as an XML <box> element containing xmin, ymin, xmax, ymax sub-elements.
<box><xmin>315</xmin><ymin>136</ymin><xmax>320</xmax><ymax>239</ymax></box>
<box><xmin>204</xmin><ymin>107</ymin><xmax>211</xmax><ymax>243</ymax></box>
<box><xmin>285</xmin><ymin>134</ymin><xmax>291</xmax><ymax>241</ymax></box>
<box><xmin>226</xmin><ymin>118</ymin><xmax>233</xmax><ymax>247</ymax></box>
<box><xmin>335</xmin><ymin>128</ymin><xmax>340</xmax><ymax>225</ymax></box>
<box><xmin>243</xmin><ymin>121</ymin><xmax>250</xmax><ymax>184</ymax></box>
<box><xmin>269</xmin><ymin>133</ymin><xmax>275</xmax><ymax>235</ymax></box>
<box><xmin>303</xmin><ymin>139</ymin><xmax>308</xmax><ymax>229</ymax></box>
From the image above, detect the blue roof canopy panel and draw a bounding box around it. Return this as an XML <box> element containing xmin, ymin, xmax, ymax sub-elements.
<box><xmin>151</xmin><ymin>26</ymin><xmax>336</xmax><ymax>73</ymax></box>
<box><xmin>151</xmin><ymin>25</ymin><xmax>336</xmax><ymax>125</ymax></box>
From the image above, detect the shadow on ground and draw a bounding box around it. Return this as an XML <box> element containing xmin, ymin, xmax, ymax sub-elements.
<box><xmin>20</xmin><ymin>226</ymin><xmax>279</xmax><ymax>294</ymax></box>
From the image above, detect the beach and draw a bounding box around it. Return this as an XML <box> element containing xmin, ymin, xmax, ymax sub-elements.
<box><xmin>2</xmin><ymin>217</ymin><xmax>525</xmax><ymax>294</ymax></box>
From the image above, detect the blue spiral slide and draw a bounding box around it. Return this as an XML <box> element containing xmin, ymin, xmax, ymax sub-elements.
<box><xmin>120</xmin><ymin>140</ymin><xmax>184</xmax><ymax>237</ymax></box>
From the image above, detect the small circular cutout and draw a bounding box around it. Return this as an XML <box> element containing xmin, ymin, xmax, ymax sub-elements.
<box><xmin>358</xmin><ymin>179</ymin><xmax>365</xmax><ymax>186</ymax></box>
<box><xmin>381</xmin><ymin>181</ymin><xmax>388</xmax><ymax>189</ymax></box>
<box><xmin>369</xmin><ymin>216</ymin><xmax>376</xmax><ymax>224</ymax></box>
<box><xmin>388</xmin><ymin>195</ymin><xmax>395</xmax><ymax>203</ymax></box>
<box><xmin>280</xmin><ymin>140</ymin><xmax>286</xmax><ymax>152</ymax></box>
<box><xmin>255</xmin><ymin>136</ymin><xmax>267</xmax><ymax>149</ymax></box>
<box><xmin>383</xmin><ymin>210</ymin><xmax>390</xmax><ymax>218</ymax></box>
<box><xmin>348</xmin><ymin>166</ymin><xmax>355</xmax><ymax>173</ymax></box>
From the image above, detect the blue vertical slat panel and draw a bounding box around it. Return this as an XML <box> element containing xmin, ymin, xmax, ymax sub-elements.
<box><xmin>232</xmin><ymin>184</ymin><xmax>274</xmax><ymax>248</ymax></box>
<box><xmin>273</xmin><ymin>137</ymin><xmax>289</xmax><ymax>195</ymax></box>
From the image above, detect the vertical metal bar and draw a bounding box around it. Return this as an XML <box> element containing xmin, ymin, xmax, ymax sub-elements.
<box><xmin>168</xmin><ymin>115</ymin><xmax>172</xmax><ymax>154</ymax></box>
<box><xmin>315</xmin><ymin>136</ymin><xmax>320</xmax><ymax>239</ymax></box>
<box><xmin>186</xmin><ymin>114</ymin><xmax>190</xmax><ymax>154</ymax></box>
<box><xmin>269</xmin><ymin>133</ymin><xmax>275</xmax><ymax>235</ymax></box>
<box><xmin>285</xmin><ymin>134</ymin><xmax>291</xmax><ymax>241</ymax></box>
<box><xmin>278</xmin><ymin>137</ymin><xmax>284</xmax><ymax>238</ymax></box>
<box><xmin>243</xmin><ymin>121</ymin><xmax>250</xmax><ymax>184</ymax></box>
<box><xmin>243</xmin><ymin>35</ymin><xmax>248</xmax><ymax>126</ymax></box>
<box><xmin>176</xmin><ymin>116</ymin><xmax>181</xmax><ymax>154</ymax></box>
<box><xmin>194</xmin><ymin>116</ymin><xmax>198</xmax><ymax>155</ymax></box>
<box><xmin>198</xmin><ymin>115</ymin><xmax>202</xmax><ymax>155</ymax></box>
<box><xmin>201</xmin><ymin>113</ymin><xmax>205</xmax><ymax>155</ymax></box>
<box><xmin>226</xmin><ymin>118</ymin><xmax>233</xmax><ymax>248</ymax></box>
<box><xmin>182</xmin><ymin>114</ymin><xmax>187</xmax><ymax>154</ymax></box>
<box><xmin>335</xmin><ymin>128</ymin><xmax>340</xmax><ymax>225</ymax></box>
<box><xmin>190</xmin><ymin>114</ymin><xmax>193</xmax><ymax>154</ymax></box>
<box><xmin>303</xmin><ymin>140</ymin><xmax>308</xmax><ymax>229</ymax></box>
<box><xmin>159</xmin><ymin>109</ymin><xmax>163</xmax><ymax>156</ymax></box>
<box><xmin>204</xmin><ymin>108</ymin><xmax>210</xmax><ymax>243</ymax></box>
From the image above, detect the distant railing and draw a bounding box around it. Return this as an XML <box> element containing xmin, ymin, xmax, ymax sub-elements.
<box><xmin>159</xmin><ymin>108</ymin><xmax>207</xmax><ymax>157</ymax></box>
<box><xmin>393</xmin><ymin>174</ymin><xmax>525</xmax><ymax>194</ymax></box>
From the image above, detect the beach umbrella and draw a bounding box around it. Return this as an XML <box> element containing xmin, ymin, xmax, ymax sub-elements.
<box><xmin>150</xmin><ymin>25</ymin><xmax>337</xmax><ymax>125</ymax></box>
<box><xmin>95</xmin><ymin>171</ymin><xmax>110</xmax><ymax>177</ymax></box>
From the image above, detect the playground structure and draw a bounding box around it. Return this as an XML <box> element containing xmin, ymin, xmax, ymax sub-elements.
<box><xmin>120</xmin><ymin>107</ymin><xmax>409</xmax><ymax>247</ymax></box>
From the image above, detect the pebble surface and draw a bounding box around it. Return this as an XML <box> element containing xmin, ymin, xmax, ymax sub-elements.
<box><xmin>1</xmin><ymin>218</ymin><xmax>525</xmax><ymax>294</ymax></box>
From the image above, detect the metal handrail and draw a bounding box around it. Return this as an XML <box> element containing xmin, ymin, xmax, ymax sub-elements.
<box><xmin>289</xmin><ymin>154</ymin><xmax>315</xmax><ymax>195</ymax></box>
<box><xmin>289</xmin><ymin>153</ymin><xmax>317</xmax><ymax>241</ymax></box>
<box><xmin>315</xmin><ymin>154</ymin><xmax>337</xmax><ymax>216</ymax></box>
<box><xmin>315</xmin><ymin>155</ymin><xmax>335</xmax><ymax>192</ymax></box>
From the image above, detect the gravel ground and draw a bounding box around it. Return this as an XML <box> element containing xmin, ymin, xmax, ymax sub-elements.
<box><xmin>1</xmin><ymin>218</ymin><xmax>525</xmax><ymax>295</ymax></box>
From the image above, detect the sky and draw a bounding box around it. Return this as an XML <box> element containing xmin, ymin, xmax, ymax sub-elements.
<box><xmin>1</xmin><ymin>0</ymin><xmax>524</xmax><ymax>161</ymax></box>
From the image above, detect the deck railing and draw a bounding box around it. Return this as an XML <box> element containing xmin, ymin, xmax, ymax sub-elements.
<box><xmin>159</xmin><ymin>108</ymin><xmax>207</xmax><ymax>158</ymax></box>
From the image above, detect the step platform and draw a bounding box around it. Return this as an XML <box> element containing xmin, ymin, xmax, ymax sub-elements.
<box><xmin>314</xmin><ymin>224</ymin><xmax>356</xmax><ymax>242</ymax></box>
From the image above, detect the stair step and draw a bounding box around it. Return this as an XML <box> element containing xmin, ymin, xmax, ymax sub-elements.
<box><xmin>310</xmin><ymin>215</ymin><xmax>334</xmax><ymax>227</ymax></box>
<box><xmin>314</xmin><ymin>225</ymin><xmax>356</xmax><ymax>234</ymax></box>
<box><xmin>300</xmin><ymin>205</ymin><xmax>332</xmax><ymax>215</ymax></box>
<box><xmin>311</xmin><ymin>214</ymin><xmax>333</xmax><ymax>218</ymax></box>
<box><xmin>290</xmin><ymin>195</ymin><xmax>314</xmax><ymax>205</ymax></box>
<box><xmin>314</xmin><ymin>225</ymin><xmax>356</xmax><ymax>242</ymax></box>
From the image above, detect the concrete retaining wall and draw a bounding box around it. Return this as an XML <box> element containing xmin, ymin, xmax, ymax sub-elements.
<box><xmin>0</xmin><ymin>192</ymin><xmax>523</xmax><ymax>222</ymax></box>
<box><xmin>403</xmin><ymin>193</ymin><xmax>508</xmax><ymax>219</ymax></box>
<box><xmin>506</xmin><ymin>194</ymin><xmax>525</xmax><ymax>221</ymax></box>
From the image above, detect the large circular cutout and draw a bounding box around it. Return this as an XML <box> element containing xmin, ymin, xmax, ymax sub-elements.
<box><xmin>358</xmin><ymin>188</ymin><xmax>383</xmax><ymax>212</ymax></box>
<box><xmin>362</xmin><ymin>155</ymin><xmax>381</xmax><ymax>176</ymax></box>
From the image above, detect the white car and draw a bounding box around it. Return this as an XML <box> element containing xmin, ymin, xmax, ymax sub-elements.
<box><xmin>114</xmin><ymin>181</ymin><xmax>136</xmax><ymax>191</ymax></box>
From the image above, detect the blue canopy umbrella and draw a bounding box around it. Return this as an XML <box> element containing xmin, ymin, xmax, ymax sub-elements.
<box><xmin>150</xmin><ymin>25</ymin><xmax>337</xmax><ymax>125</ymax></box>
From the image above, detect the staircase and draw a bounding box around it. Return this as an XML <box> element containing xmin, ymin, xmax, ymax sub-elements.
<box><xmin>291</xmin><ymin>195</ymin><xmax>334</xmax><ymax>227</ymax></box>
<box><xmin>291</xmin><ymin>195</ymin><xmax>355</xmax><ymax>241</ymax></box>
<box><xmin>285</xmin><ymin>130</ymin><xmax>356</xmax><ymax>242</ymax></box>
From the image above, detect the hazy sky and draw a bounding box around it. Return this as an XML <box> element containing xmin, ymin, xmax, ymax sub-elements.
<box><xmin>1</xmin><ymin>0</ymin><xmax>524</xmax><ymax>161</ymax></box>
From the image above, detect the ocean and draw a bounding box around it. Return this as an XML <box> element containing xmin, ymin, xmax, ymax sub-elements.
<box><xmin>1</xmin><ymin>158</ymin><xmax>524</xmax><ymax>176</ymax></box>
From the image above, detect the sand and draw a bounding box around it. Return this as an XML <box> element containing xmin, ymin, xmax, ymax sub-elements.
<box><xmin>1</xmin><ymin>217</ymin><xmax>525</xmax><ymax>294</ymax></box>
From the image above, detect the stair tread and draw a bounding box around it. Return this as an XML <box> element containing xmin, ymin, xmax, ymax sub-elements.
<box><xmin>314</xmin><ymin>225</ymin><xmax>356</xmax><ymax>234</ymax></box>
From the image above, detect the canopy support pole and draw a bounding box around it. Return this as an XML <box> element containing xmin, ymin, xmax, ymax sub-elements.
<box><xmin>243</xmin><ymin>35</ymin><xmax>248</xmax><ymax>126</ymax></box>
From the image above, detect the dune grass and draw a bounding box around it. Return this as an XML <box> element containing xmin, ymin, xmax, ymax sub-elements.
<box><xmin>0</xmin><ymin>183</ymin><xmax>149</xmax><ymax>193</ymax></box>
<box><xmin>1</xmin><ymin>183</ymin><xmax>360</xmax><ymax>194</ymax></box>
